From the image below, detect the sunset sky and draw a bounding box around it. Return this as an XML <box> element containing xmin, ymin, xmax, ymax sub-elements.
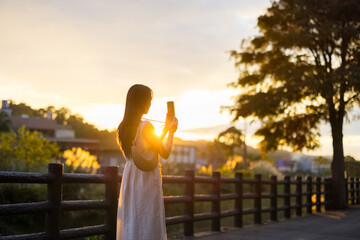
<box><xmin>0</xmin><ymin>0</ymin><xmax>359</xmax><ymax>158</ymax></box>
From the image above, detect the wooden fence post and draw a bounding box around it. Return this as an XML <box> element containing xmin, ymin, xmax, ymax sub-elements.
<box><xmin>356</xmin><ymin>177</ymin><xmax>359</xmax><ymax>205</ymax></box>
<box><xmin>104</xmin><ymin>166</ymin><xmax>119</xmax><ymax>240</ymax></box>
<box><xmin>345</xmin><ymin>177</ymin><xmax>349</xmax><ymax>208</ymax></box>
<box><xmin>211</xmin><ymin>171</ymin><xmax>221</xmax><ymax>232</ymax></box>
<box><xmin>316</xmin><ymin>177</ymin><xmax>321</xmax><ymax>213</ymax></box>
<box><xmin>350</xmin><ymin>177</ymin><xmax>355</xmax><ymax>205</ymax></box>
<box><xmin>296</xmin><ymin>176</ymin><xmax>302</xmax><ymax>217</ymax></box>
<box><xmin>270</xmin><ymin>175</ymin><xmax>277</xmax><ymax>222</ymax></box>
<box><xmin>184</xmin><ymin>169</ymin><xmax>195</xmax><ymax>236</ymax></box>
<box><xmin>234</xmin><ymin>172</ymin><xmax>243</xmax><ymax>228</ymax></box>
<box><xmin>284</xmin><ymin>176</ymin><xmax>291</xmax><ymax>219</ymax></box>
<box><xmin>324</xmin><ymin>178</ymin><xmax>332</xmax><ymax>210</ymax></box>
<box><xmin>306</xmin><ymin>176</ymin><xmax>312</xmax><ymax>214</ymax></box>
<box><xmin>254</xmin><ymin>174</ymin><xmax>262</xmax><ymax>224</ymax></box>
<box><xmin>45</xmin><ymin>163</ymin><xmax>63</xmax><ymax>240</ymax></box>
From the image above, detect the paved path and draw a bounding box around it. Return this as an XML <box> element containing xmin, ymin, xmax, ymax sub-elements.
<box><xmin>177</xmin><ymin>205</ymin><xmax>360</xmax><ymax>240</ymax></box>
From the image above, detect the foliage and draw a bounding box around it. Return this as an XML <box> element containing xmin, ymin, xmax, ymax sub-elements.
<box><xmin>0</xmin><ymin>111</ymin><xmax>11</xmax><ymax>132</ymax></box>
<box><xmin>345</xmin><ymin>155</ymin><xmax>360</xmax><ymax>177</ymax></box>
<box><xmin>227</xmin><ymin>0</ymin><xmax>360</xmax><ymax>209</ymax></box>
<box><xmin>216</xmin><ymin>155</ymin><xmax>243</xmax><ymax>177</ymax></box>
<box><xmin>197</xmin><ymin>156</ymin><xmax>256</xmax><ymax>179</ymax></box>
<box><xmin>160</xmin><ymin>161</ymin><xmax>193</xmax><ymax>176</ymax></box>
<box><xmin>0</xmin><ymin>126</ymin><xmax>59</xmax><ymax>172</ymax></box>
<box><xmin>249</xmin><ymin>160</ymin><xmax>283</xmax><ymax>179</ymax></box>
<box><xmin>0</xmin><ymin>184</ymin><xmax>47</xmax><ymax>235</ymax></box>
<box><xmin>228</xmin><ymin>0</ymin><xmax>360</xmax><ymax>152</ymax></box>
<box><xmin>8</xmin><ymin>101</ymin><xmax>40</xmax><ymax>117</ymax></box>
<box><xmin>315</xmin><ymin>156</ymin><xmax>329</xmax><ymax>165</ymax></box>
<box><xmin>62</xmin><ymin>147</ymin><xmax>100</xmax><ymax>174</ymax></box>
<box><xmin>216</xmin><ymin>126</ymin><xmax>243</xmax><ymax>161</ymax></box>
<box><xmin>8</xmin><ymin>101</ymin><xmax>117</xmax><ymax>149</ymax></box>
<box><xmin>197</xmin><ymin>164</ymin><xmax>213</xmax><ymax>176</ymax></box>
<box><xmin>204</xmin><ymin>140</ymin><xmax>227</xmax><ymax>169</ymax></box>
<box><xmin>66</xmin><ymin>114</ymin><xmax>116</xmax><ymax>149</ymax></box>
<box><xmin>61</xmin><ymin>148</ymin><xmax>102</xmax><ymax>203</ymax></box>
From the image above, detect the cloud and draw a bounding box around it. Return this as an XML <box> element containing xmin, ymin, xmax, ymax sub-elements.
<box><xmin>0</xmin><ymin>0</ymin><xmax>270</xmax><ymax>108</ymax></box>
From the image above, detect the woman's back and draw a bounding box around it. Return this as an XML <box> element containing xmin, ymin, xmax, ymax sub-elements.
<box><xmin>116</xmin><ymin>121</ymin><xmax>167</xmax><ymax>240</ymax></box>
<box><xmin>116</xmin><ymin>84</ymin><xmax>177</xmax><ymax>240</ymax></box>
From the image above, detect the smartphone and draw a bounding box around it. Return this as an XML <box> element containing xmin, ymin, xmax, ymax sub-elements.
<box><xmin>167</xmin><ymin>101</ymin><xmax>175</xmax><ymax>118</ymax></box>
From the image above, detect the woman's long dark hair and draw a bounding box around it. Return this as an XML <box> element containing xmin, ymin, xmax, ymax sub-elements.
<box><xmin>117</xmin><ymin>84</ymin><xmax>153</xmax><ymax>159</ymax></box>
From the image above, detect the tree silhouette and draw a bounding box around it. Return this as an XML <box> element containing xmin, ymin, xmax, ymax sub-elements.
<box><xmin>0</xmin><ymin>111</ymin><xmax>11</xmax><ymax>132</ymax></box>
<box><xmin>216</xmin><ymin>126</ymin><xmax>246</xmax><ymax>169</ymax></box>
<box><xmin>228</xmin><ymin>0</ymin><xmax>360</xmax><ymax>209</ymax></box>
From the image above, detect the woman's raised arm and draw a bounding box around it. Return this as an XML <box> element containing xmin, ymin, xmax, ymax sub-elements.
<box><xmin>142</xmin><ymin>116</ymin><xmax>178</xmax><ymax>159</ymax></box>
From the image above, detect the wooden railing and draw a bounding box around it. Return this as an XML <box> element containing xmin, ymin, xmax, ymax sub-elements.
<box><xmin>0</xmin><ymin>163</ymin><xmax>359</xmax><ymax>239</ymax></box>
<box><xmin>163</xmin><ymin>171</ymin><xmax>335</xmax><ymax>235</ymax></box>
<box><xmin>0</xmin><ymin>163</ymin><xmax>119</xmax><ymax>240</ymax></box>
<box><xmin>346</xmin><ymin>177</ymin><xmax>360</xmax><ymax>206</ymax></box>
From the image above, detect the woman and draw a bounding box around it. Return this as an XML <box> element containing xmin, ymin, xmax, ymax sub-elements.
<box><xmin>116</xmin><ymin>84</ymin><xmax>178</xmax><ymax>240</ymax></box>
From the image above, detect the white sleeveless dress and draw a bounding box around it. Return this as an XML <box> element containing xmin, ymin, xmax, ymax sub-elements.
<box><xmin>116</xmin><ymin>121</ymin><xmax>167</xmax><ymax>240</ymax></box>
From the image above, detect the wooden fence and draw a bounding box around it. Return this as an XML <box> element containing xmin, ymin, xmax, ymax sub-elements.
<box><xmin>0</xmin><ymin>163</ymin><xmax>359</xmax><ymax>239</ymax></box>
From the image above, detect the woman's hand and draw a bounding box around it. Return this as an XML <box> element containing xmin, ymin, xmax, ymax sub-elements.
<box><xmin>168</xmin><ymin>116</ymin><xmax>178</xmax><ymax>134</ymax></box>
<box><xmin>165</xmin><ymin>113</ymin><xmax>172</xmax><ymax>130</ymax></box>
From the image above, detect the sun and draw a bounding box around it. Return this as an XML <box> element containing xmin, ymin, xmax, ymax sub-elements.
<box><xmin>154</xmin><ymin>125</ymin><xmax>164</xmax><ymax>136</ymax></box>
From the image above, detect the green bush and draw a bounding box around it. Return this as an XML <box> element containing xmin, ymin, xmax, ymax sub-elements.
<box><xmin>0</xmin><ymin>184</ymin><xmax>47</xmax><ymax>235</ymax></box>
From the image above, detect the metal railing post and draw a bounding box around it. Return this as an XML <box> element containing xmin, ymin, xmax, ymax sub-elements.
<box><xmin>104</xmin><ymin>166</ymin><xmax>119</xmax><ymax>240</ymax></box>
<box><xmin>45</xmin><ymin>163</ymin><xmax>63</xmax><ymax>240</ymax></box>
<box><xmin>234</xmin><ymin>172</ymin><xmax>243</xmax><ymax>227</ymax></box>
<box><xmin>184</xmin><ymin>169</ymin><xmax>194</xmax><ymax>236</ymax></box>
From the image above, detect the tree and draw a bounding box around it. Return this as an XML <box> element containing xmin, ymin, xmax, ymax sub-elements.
<box><xmin>344</xmin><ymin>155</ymin><xmax>360</xmax><ymax>177</ymax></box>
<box><xmin>205</xmin><ymin>141</ymin><xmax>227</xmax><ymax>169</ymax></box>
<box><xmin>8</xmin><ymin>101</ymin><xmax>118</xmax><ymax>149</ymax></box>
<box><xmin>0</xmin><ymin>126</ymin><xmax>59</xmax><ymax>172</ymax></box>
<box><xmin>62</xmin><ymin>147</ymin><xmax>100</xmax><ymax>174</ymax></box>
<box><xmin>216</xmin><ymin>127</ymin><xmax>246</xmax><ymax>168</ymax></box>
<box><xmin>54</xmin><ymin>107</ymin><xmax>71</xmax><ymax>125</ymax></box>
<box><xmin>8</xmin><ymin>101</ymin><xmax>40</xmax><ymax>117</ymax></box>
<box><xmin>228</xmin><ymin>0</ymin><xmax>360</xmax><ymax>209</ymax></box>
<box><xmin>0</xmin><ymin>111</ymin><xmax>11</xmax><ymax>132</ymax></box>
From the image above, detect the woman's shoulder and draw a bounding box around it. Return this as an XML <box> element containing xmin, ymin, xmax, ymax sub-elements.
<box><xmin>140</xmin><ymin>120</ymin><xmax>157</xmax><ymax>144</ymax></box>
<box><xmin>141</xmin><ymin>120</ymin><xmax>154</xmax><ymax>131</ymax></box>
<box><xmin>141</xmin><ymin>120</ymin><xmax>155</xmax><ymax>134</ymax></box>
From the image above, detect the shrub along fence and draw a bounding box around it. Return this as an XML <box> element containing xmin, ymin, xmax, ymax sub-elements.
<box><xmin>0</xmin><ymin>163</ymin><xmax>359</xmax><ymax>239</ymax></box>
